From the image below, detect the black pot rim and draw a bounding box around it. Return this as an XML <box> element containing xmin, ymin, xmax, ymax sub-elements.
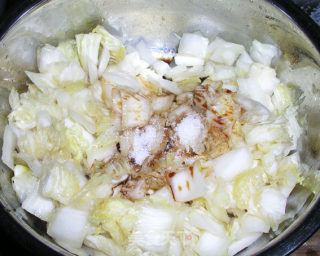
<box><xmin>0</xmin><ymin>0</ymin><xmax>44</xmax><ymax>39</ymax></box>
<box><xmin>268</xmin><ymin>0</ymin><xmax>320</xmax><ymax>56</ymax></box>
<box><xmin>0</xmin><ymin>0</ymin><xmax>319</xmax><ymax>256</ymax></box>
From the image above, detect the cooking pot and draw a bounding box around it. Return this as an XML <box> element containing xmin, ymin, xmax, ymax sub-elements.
<box><xmin>0</xmin><ymin>0</ymin><xmax>319</xmax><ymax>255</ymax></box>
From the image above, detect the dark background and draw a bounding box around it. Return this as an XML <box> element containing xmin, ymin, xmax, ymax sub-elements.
<box><xmin>0</xmin><ymin>0</ymin><xmax>319</xmax><ymax>256</ymax></box>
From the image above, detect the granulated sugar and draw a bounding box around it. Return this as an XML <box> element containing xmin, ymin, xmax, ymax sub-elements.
<box><xmin>175</xmin><ymin>113</ymin><xmax>204</xmax><ymax>152</ymax></box>
<box><xmin>130</xmin><ymin>125</ymin><xmax>157</xmax><ymax>165</ymax></box>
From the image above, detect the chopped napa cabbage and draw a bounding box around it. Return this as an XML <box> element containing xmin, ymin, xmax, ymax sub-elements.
<box><xmin>175</xmin><ymin>33</ymin><xmax>209</xmax><ymax>66</ymax></box>
<box><xmin>169</xmin><ymin>162</ymin><xmax>206</xmax><ymax>202</ymax></box>
<box><xmin>90</xmin><ymin>80</ymin><xmax>103</xmax><ymax>102</ymax></box>
<box><xmin>98</xmin><ymin>47</ymin><xmax>110</xmax><ymax>78</ymax></box>
<box><xmin>9</xmin><ymin>88</ymin><xmax>20</xmax><ymax>111</ymax></box>
<box><xmin>48</xmin><ymin>206</ymin><xmax>89</xmax><ymax>249</ymax></box>
<box><xmin>235</xmin><ymin>95</ymin><xmax>272</xmax><ymax>124</ymax></box>
<box><xmin>149</xmin><ymin>75</ymin><xmax>183</xmax><ymax>95</ymax></box>
<box><xmin>4</xmin><ymin>25</ymin><xmax>307</xmax><ymax>256</ymax></box>
<box><xmin>222</xmin><ymin>82</ymin><xmax>238</xmax><ymax>91</ymax></box>
<box><xmin>260</xmin><ymin>143</ymin><xmax>292</xmax><ymax>175</ymax></box>
<box><xmin>203</xmin><ymin>61</ymin><xmax>215</xmax><ymax>76</ymax></box>
<box><xmin>176</xmin><ymin>91</ymin><xmax>194</xmax><ymax>105</ymax></box>
<box><xmin>86</xmin><ymin>128</ymin><xmax>118</xmax><ymax>167</ymax></box>
<box><xmin>235</xmin><ymin>51</ymin><xmax>253</xmax><ymax>77</ymax></box>
<box><xmin>57</xmin><ymin>40</ymin><xmax>80</xmax><ymax>63</ymax></box>
<box><xmin>210</xmin><ymin>65</ymin><xmax>236</xmax><ymax>81</ymax></box>
<box><xmin>135</xmin><ymin>39</ymin><xmax>157</xmax><ymax>65</ymax></box>
<box><xmin>272</xmin><ymin>84</ymin><xmax>294</xmax><ymax>113</ymax></box>
<box><xmin>48</xmin><ymin>61</ymin><xmax>87</xmax><ymax>83</ymax></box>
<box><xmin>37</xmin><ymin>110</ymin><xmax>52</xmax><ymax>128</ymax></box>
<box><xmin>163</xmin><ymin>65</ymin><xmax>202</xmax><ymax>92</ymax></box>
<box><xmin>37</xmin><ymin>44</ymin><xmax>67</xmax><ymax>73</ymax></box>
<box><xmin>177</xmin><ymin>76</ymin><xmax>201</xmax><ymax>92</ymax></box>
<box><xmin>92</xmin><ymin>25</ymin><xmax>126</xmax><ymax>63</ymax></box>
<box><xmin>151</xmin><ymin>95</ymin><xmax>175</xmax><ymax>114</ymax></box>
<box><xmin>165</xmin><ymin>65</ymin><xmax>187</xmax><ymax>79</ymax></box>
<box><xmin>84</xmin><ymin>235</ymin><xmax>124</xmax><ymax>256</ymax></box>
<box><xmin>284</xmin><ymin>107</ymin><xmax>302</xmax><ymax>149</ymax></box>
<box><xmin>207</xmin><ymin>37</ymin><xmax>245</xmax><ymax>66</ymax></box>
<box><xmin>149</xmin><ymin>186</ymin><xmax>175</xmax><ymax>206</ymax></box>
<box><xmin>259</xmin><ymin>187</ymin><xmax>287</xmax><ymax>222</ymax></box>
<box><xmin>90</xmin><ymin>198</ymin><xmax>136</xmax><ymax>245</ymax></box>
<box><xmin>207</xmin><ymin>180</ymin><xmax>237</xmax><ymax>210</ymax></box>
<box><xmin>272</xmin><ymin>155</ymin><xmax>300</xmax><ymax>198</ymax></box>
<box><xmin>65</xmin><ymin>118</ymin><xmax>95</xmax><ymax>161</ymax></box>
<box><xmin>237</xmin><ymin>77</ymin><xmax>273</xmax><ymax>111</ymax></box>
<box><xmin>152</xmin><ymin>60</ymin><xmax>170</xmax><ymax>76</ymax></box>
<box><xmin>140</xmin><ymin>69</ymin><xmax>183</xmax><ymax>95</ymax></box>
<box><xmin>243</xmin><ymin>123</ymin><xmax>287</xmax><ymax>146</ymax></box>
<box><xmin>69</xmin><ymin>110</ymin><xmax>96</xmax><ymax>134</ymax></box>
<box><xmin>14</xmin><ymin>152</ymin><xmax>43</xmax><ymax>177</ymax></box>
<box><xmin>208</xmin><ymin>147</ymin><xmax>253</xmax><ymax>181</ymax></box>
<box><xmin>117</xmin><ymin>51</ymin><xmax>149</xmax><ymax>77</ymax></box>
<box><xmin>228</xmin><ymin>232</ymin><xmax>262</xmax><ymax>256</ymax></box>
<box><xmin>250</xmin><ymin>40</ymin><xmax>279</xmax><ymax>66</ymax></box>
<box><xmin>233</xmin><ymin>168</ymin><xmax>266</xmax><ymax>212</ymax></box>
<box><xmin>16</xmin><ymin>123</ymin><xmax>67</xmax><ymax>159</ymax></box>
<box><xmin>120</xmin><ymin>91</ymin><xmax>152</xmax><ymax>129</ymax></box>
<box><xmin>67</xmin><ymin>87</ymin><xmax>91</xmax><ymax>108</ymax></box>
<box><xmin>93</xmin><ymin>251</ymin><xmax>107</xmax><ymax>256</ymax></box>
<box><xmin>71</xmin><ymin>173</ymin><xmax>114</xmax><ymax>209</ymax></box>
<box><xmin>12</xmin><ymin>165</ymin><xmax>39</xmax><ymax>202</ymax></box>
<box><xmin>11</xmin><ymin>85</ymin><xmax>62</xmax><ymax>125</ymax></box>
<box><xmin>221</xmin><ymin>82</ymin><xmax>237</xmax><ymax>92</ymax></box>
<box><xmin>237</xmin><ymin>63</ymin><xmax>279</xmax><ymax>110</ymax></box>
<box><xmin>2</xmin><ymin>124</ymin><xmax>16</xmax><ymax>169</ymax></box>
<box><xmin>201</xmin><ymin>193</ymin><xmax>230</xmax><ymax>223</ymax></box>
<box><xmin>227</xmin><ymin>216</ymin><xmax>265</xmax><ymax>256</ymax></box>
<box><xmin>240</xmin><ymin>214</ymin><xmax>270</xmax><ymax>234</ymax></box>
<box><xmin>175</xmin><ymin>55</ymin><xmax>204</xmax><ymax>66</ymax></box>
<box><xmin>195</xmin><ymin>231</ymin><xmax>229</xmax><ymax>256</ymax></box>
<box><xmin>168</xmin><ymin>236</ymin><xmax>183</xmax><ymax>256</ymax></box>
<box><xmin>178</xmin><ymin>33</ymin><xmax>209</xmax><ymax>59</ymax></box>
<box><xmin>166</xmin><ymin>65</ymin><xmax>203</xmax><ymax>82</ymax></box>
<box><xmin>249</xmin><ymin>63</ymin><xmax>279</xmax><ymax>95</ymax></box>
<box><xmin>103</xmin><ymin>70</ymin><xmax>143</xmax><ymax>92</ymax></box>
<box><xmin>76</xmin><ymin>33</ymin><xmax>102</xmax><ymax>84</ymax></box>
<box><xmin>22</xmin><ymin>190</ymin><xmax>56</xmax><ymax>221</ymax></box>
<box><xmin>41</xmin><ymin>163</ymin><xmax>87</xmax><ymax>205</ymax></box>
<box><xmin>79</xmin><ymin>99</ymin><xmax>113</xmax><ymax>136</ymax></box>
<box><xmin>9</xmin><ymin>105</ymin><xmax>41</xmax><ymax>129</ymax></box>
<box><xmin>25</xmin><ymin>71</ymin><xmax>57</xmax><ymax>92</ymax></box>
<box><xmin>55</xmin><ymin>89</ymin><xmax>72</xmax><ymax>110</ymax></box>
<box><xmin>88</xmin><ymin>55</ymin><xmax>99</xmax><ymax>85</ymax></box>
<box><xmin>130</xmin><ymin>206</ymin><xmax>175</xmax><ymax>253</ymax></box>
<box><xmin>189</xmin><ymin>209</ymin><xmax>227</xmax><ymax>237</ymax></box>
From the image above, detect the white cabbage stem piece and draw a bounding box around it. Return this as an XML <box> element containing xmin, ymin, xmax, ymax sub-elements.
<box><xmin>206</xmin><ymin>147</ymin><xmax>253</xmax><ymax>181</ymax></box>
<box><xmin>47</xmin><ymin>206</ymin><xmax>89</xmax><ymax>249</ymax></box>
<box><xmin>169</xmin><ymin>162</ymin><xmax>205</xmax><ymax>202</ymax></box>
